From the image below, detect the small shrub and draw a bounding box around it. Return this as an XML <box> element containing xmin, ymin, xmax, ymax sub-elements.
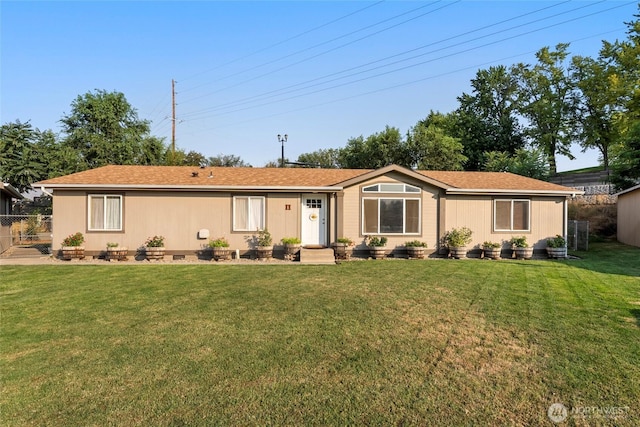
<box><xmin>208</xmin><ymin>237</ymin><xmax>230</xmax><ymax>248</ymax></box>
<box><xmin>106</xmin><ymin>242</ymin><xmax>119</xmax><ymax>248</ymax></box>
<box><xmin>547</xmin><ymin>235</ymin><xmax>566</xmax><ymax>248</ymax></box>
<box><xmin>405</xmin><ymin>240</ymin><xmax>427</xmax><ymax>247</ymax></box>
<box><xmin>366</xmin><ymin>236</ymin><xmax>387</xmax><ymax>247</ymax></box>
<box><xmin>145</xmin><ymin>235</ymin><xmax>165</xmax><ymax>247</ymax></box>
<box><xmin>482</xmin><ymin>241</ymin><xmax>501</xmax><ymax>248</ymax></box>
<box><xmin>256</xmin><ymin>229</ymin><xmax>273</xmax><ymax>247</ymax></box>
<box><xmin>62</xmin><ymin>232</ymin><xmax>84</xmax><ymax>247</ymax></box>
<box><xmin>336</xmin><ymin>237</ymin><xmax>354</xmax><ymax>245</ymax></box>
<box><xmin>510</xmin><ymin>236</ymin><xmax>528</xmax><ymax>248</ymax></box>
<box><xmin>444</xmin><ymin>227</ymin><xmax>473</xmax><ymax>247</ymax></box>
<box><xmin>281</xmin><ymin>237</ymin><xmax>301</xmax><ymax>245</ymax></box>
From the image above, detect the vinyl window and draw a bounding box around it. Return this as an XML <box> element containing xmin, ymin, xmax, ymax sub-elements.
<box><xmin>494</xmin><ymin>199</ymin><xmax>530</xmax><ymax>231</ymax></box>
<box><xmin>233</xmin><ymin>196</ymin><xmax>265</xmax><ymax>231</ymax></box>
<box><xmin>362</xmin><ymin>198</ymin><xmax>420</xmax><ymax>234</ymax></box>
<box><xmin>88</xmin><ymin>195</ymin><xmax>122</xmax><ymax>231</ymax></box>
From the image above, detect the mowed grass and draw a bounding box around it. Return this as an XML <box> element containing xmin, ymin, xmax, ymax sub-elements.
<box><xmin>1</xmin><ymin>243</ymin><xmax>639</xmax><ymax>426</ymax></box>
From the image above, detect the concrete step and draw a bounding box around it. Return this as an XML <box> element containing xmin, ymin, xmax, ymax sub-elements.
<box><xmin>299</xmin><ymin>248</ymin><xmax>336</xmax><ymax>265</ymax></box>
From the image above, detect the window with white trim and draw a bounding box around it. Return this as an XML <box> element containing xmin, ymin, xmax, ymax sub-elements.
<box><xmin>363</xmin><ymin>183</ymin><xmax>420</xmax><ymax>193</ymax></box>
<box><xmin>362</xmin><ymin>198</ymin><xmax>420</xmax><ymax>234</ymax></box>
<box><xmin>88</xmin><ymin>195</ymin><xmax>122</xmax><ymax>231</ymax></box>
<box><xmin>233</xmin><ymin>196</ymin><xmax>265</xmax><ymax>231</ymax></box>
<box><xmin>494</xmin><ymin>199</ymin><xmax>530</xmax><ymax>231</ymax></box>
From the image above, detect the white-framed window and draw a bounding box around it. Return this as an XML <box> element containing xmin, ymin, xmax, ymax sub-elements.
<box><xmin>363</xmin><ymin>183</ymin><xmax>421</xmax><ymax>193</ymax></box>
<box><xmin>362</xmin><ymin>198</ymin><xmax>420</xmax><ymax>234</ymax></box>
<box><xmin>233</xmin><ymin>196</ymin><xmax>265</xmax><ymax>231</ymax></box>
<box><xmin>88</xmin><ymin>194</ymin><xmax>122</xmax><ymax>231</ymax></box>
<box><xmin>494</xmin><ymin>199</ymin><xmax>530</xmax><ymax>231</ymax></box>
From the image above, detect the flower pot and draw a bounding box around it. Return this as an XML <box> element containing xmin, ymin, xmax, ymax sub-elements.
<box><xmin>283</xmin><ymin>243</ymin><xmax>301</xmax><ymax>261</ymax></box>
<box><xmin>61</xmin><ymin>246</ymin><xmax>85</xmax><ymax>260</ymax></box>
<box><xmin>483</xmin><ymin>247</ymin><xmax>501</xmax><ymax>260</ymax></box>
<box><xmin>145</xmin><ymin>246</ymin><xmax>165</xmax><ymax>261</ymax></box>
<box><xmin>546</xmin><ymin>247</ymin><xmax>567</xmax><ymax>259</ymax></box>
<box><xmin>256</xmin><ymin>246</ymin><xmax>273</xmax><ymax>260</ymax></box>
<box><xmin>332</xmin><ymin>243</ymin><xmax>353</xmax><ymax>260</ymax></box>
<box><xmin>106</xmin><ymin>247</ymin><xmax>128</xmax><ymax>261</ymax></box>
<box><xmin>514</xmin><ymin>247</ymin><xmax>533</xmax><ymax>260</ymax></box>
<box><xmin>211</xmin><ymin>247</ymin><xmax>231</xmax><ymax>261</ymax></box>
<box><xmin>406</xmin><ymin>246</ymin><xmax>426</xmax><ymax>259</ymax></box>
<box><xmin>449</xmin><ymin>246</ymin><xmax>467</xmax><ymax>259</ymax></box>
<box><xmin>369</xmin><ymin>246</ymin><xmax>386</xmax><ymax>259</ymax></box>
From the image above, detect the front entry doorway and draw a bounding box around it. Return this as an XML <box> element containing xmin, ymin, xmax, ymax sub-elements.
<box><xmin>301</xmin><ymin>194</ymin><xmax>327</xmax><ymax>246</ymax></box>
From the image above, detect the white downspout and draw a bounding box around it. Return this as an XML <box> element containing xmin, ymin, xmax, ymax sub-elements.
<box><xmin>40</xmin><ymin>186</ymin><xmax>53</xmax><ymax>197</ymax></box>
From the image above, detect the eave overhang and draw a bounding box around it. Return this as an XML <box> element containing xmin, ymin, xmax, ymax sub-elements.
<box><xmin>445</xmin><ymin>188</ymin><xmax>584</xmax><ymax>197</ymax></box>
<box><xmin>1</xmin><ymin>183</ymin><xmax>23</xmax><ymax>199</ymax></box>
<box><xmin>39</xmin><ymin>184</ymin><xmax>343</xmax><ymax>193</ymax></box>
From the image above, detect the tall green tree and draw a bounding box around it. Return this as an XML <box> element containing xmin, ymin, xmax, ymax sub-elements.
<box><xmin>406</xmin><ymin>122</ymin><xmax>466</xmax><ymax>170</ymax></box>
<box><xmin>513</xmin><ymin>44</ymin><xmax>576</xmax><ymax>175</ymax></box>
<box><xmin>453</xmin><ymin>66</ymin><xmax>524</xmax><ymax>170</ymax></box>
<box><xmin>296</xmin><ymin>148</ymin><xmax>341</xmax><ymax>168</ymax></box>
<box><xmin>207</xmin><ymin>154</ymin><xmax>251</xmax><ymax>167</ymax></box>
<box><xmin>483</xmin><ymin>147</ymin><xmax>549</xmax><ymax>180</ymax></box>
<box><xmin>610</xmin><ymin>121</ymin><xmax>640</xmax><ymax>191</ymax></box>
<box><xmin>0</xmin><ymin>121</ymin><xmax>50</xmax><ymax>192</ymax></box>
<box><xmin>570</xmin><ymin>48</ymin><xmax>625</xmax><ymax>170</ymax></box>
<box><xmin>338</xmin><ymin>126</ymin><xmax>409</xmax><ymax>169</ymax></box>
<box><xmin>60</xmin><ymin>89</ymin><xmax>163</xmax><ymax>169</ymax></box>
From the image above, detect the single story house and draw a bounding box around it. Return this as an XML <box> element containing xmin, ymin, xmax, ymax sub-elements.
<box><xmin>616</xmin><ymin>183</ymin><xmax>640</xmax><ymax>247</ymax></box>
<box><xmin>37</xmin><ymin>164</ymin><xmax>582</xmax><ymax>258</ymax></box>
<box><xmin>0</xmin><ymin>182</ymin><xmax>24</xmax><ymax>254</ymax></box>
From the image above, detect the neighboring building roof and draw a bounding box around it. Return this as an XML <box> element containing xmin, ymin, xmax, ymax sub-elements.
<box><xmin>37</xmin><ymin>164</ymin><xmax>581</xmax><ymax>196</ymax></box>
<box><xmin>615</xmin><ymin>183</ymin><xmax>640</xmax><ymax>197</ymax></box>
<box><xmin>0</xmin><ymin>182</ymin><xmax>23</xmax><ymax>199</ymax></box>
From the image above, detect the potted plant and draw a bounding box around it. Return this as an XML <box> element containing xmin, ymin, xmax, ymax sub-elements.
<box><xmin>365</xmin><ymin>235</ymin><xmax>387</xmax><ymax>259</ymax></box>
<box><xmin>510</xmin><ymin>235</ymin><xmax>533</xmax><ymax>260</ymax></box>
<box><xmin>145</xmin><ymin>235</ymin><xmax>165</xmax><ymax>261</ymax></box>
<box><xmin>482</xmin><ymin>241</ymin><xmax>501</xmax><ymax>260</ymax></box>
<box><xmin>208</xmin><ymin>237</ymin><xmax>231</xmax><ymax>261</ymax></box>
<box><xmin>106</xmin><ymin>242</ymin><xmax>128</xmax><ymax>261</ymax></box>
<box><xmin>546</xmin><ymin>234</ymin><xmax>567</xmax><ymax>259</ymax></box>
<box><xmin>255</xmin><ymin>228</ymin><xmax>273</xmax><ymax>260</ymax></box>
<box><xmin>281</xmin><ymin>237</ymin><xmax>301</xmax><ymax>261</ymax></box>
<box><xmin>444</xmin><ymin>227</ymin><xmax>472</xmax><ymax>259</ymax></box>
<box><xmin>332</xmin><ymin>237</ymin><xmax>354</xmax><ymax>260</ymax></box>
<box><xmin>61</xmin><ymin>232</ymin><xmax>85</xmax><ymax>260</ymax></box>
<box><xmin>404</xmin><ymin>240</ymin><xmax>427</xmax><ymax>259</ymax></box>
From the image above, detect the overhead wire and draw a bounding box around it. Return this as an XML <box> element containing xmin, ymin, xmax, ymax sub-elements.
<box><xmin>182</xmin><ymin>0</ymin><xmax>626</xmax><ymax>122</ymax></box>
<box><xmin>179</xmin><ymin>1</ymin><xmax>454</xmax><ymax>103</ymax></box>
<box><xmin>179</xmin><ymin>0</ymin><xmax>575</xmax><ymax>119</ymax></box>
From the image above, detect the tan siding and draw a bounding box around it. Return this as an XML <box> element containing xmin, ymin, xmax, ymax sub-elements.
<box><xmin>341</xmin><ymin>174</ymin><xmax>440</xmax><ymax>249</ymax></box>
<box><xmin>618</xmin><ymin>189</ymin><xmax>640</xmax><ymax>247</ymax></box>
<box><xmin>52</xmin><ymin>190</ymin><xmax>305</xmax><ymax>252</ymax></box>
<box><xmin>443</xmin><ymin>195</ymin><xmax>566</xmax><ymax>249</ymax></box>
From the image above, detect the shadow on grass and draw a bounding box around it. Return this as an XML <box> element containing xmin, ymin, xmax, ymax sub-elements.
<box><xmin>632</xmin><ymin>309</ymin><xmax>640</xmax><ymax>328</ymax></box>
<box><xmin>567</xmin><ymin>241</ymin><xmax>640</xmax><ymax>277</ymax></box>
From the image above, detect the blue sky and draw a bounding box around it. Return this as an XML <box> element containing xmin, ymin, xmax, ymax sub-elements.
<box><xmin>1</xmin><ymin>1</ymin><xmax>637</xmax><ymax>170</ymax></box>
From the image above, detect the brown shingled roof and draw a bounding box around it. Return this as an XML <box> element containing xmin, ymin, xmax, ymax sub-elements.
<box><xmin>418</xmin><ymin>170</ymin><xmax>575</xmax><ymax>192</ymax></box>
<box><xmin>38</xmin><ymin>165</ymin><xmax>371</xmax><ymax>187</ymax></box>
<box><xmin>37</xmin><ymin>164</ymin><xmax>579</xmax><ymax>194</ymax></box>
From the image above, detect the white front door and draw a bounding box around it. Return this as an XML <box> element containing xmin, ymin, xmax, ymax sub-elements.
<box><xmin>301</xmin><ymin>194</ymin><xmax>327</xmax><ymax>246</ymax></box>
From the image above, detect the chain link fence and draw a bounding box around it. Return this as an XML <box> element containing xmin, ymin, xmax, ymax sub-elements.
<box><xmin>568</xmin><ymin>220</ymin><xmax>589</xmax><ymax>251</ymax></box>
<box><xmin>0</xmin><ymin>214</ymin><xmax>53</xmax><ymax>256</ymax></box>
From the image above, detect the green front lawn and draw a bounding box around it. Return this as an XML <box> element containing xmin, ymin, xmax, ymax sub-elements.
<box><xmin>2</xmin><ymin>243</ymin><xmax>639</xmax><ymax>425</ymax></box>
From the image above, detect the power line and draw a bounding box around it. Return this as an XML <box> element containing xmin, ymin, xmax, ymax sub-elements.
<box><xmin>182</xmin><ymin>0</ymin><xmax>624</xmax><ymax>122</ymax></box>
<box><xmin>178</xmin><ymin>0</ymin><xmax>386</xmax><ymax>89</ymax></box>
<box><xmin>179</xmin><ymin>0</ymin><xmax>574</xmax><ymax>119</ymax></box>
<box><xmin>186</xmin><ymin>25</ymin><xmax>626</xmax><ymax>134</ymax></box>
<box><xmin>179</xmin><ymin>1</ymin><xmax>454</xmax><ymax>104</ymax></box>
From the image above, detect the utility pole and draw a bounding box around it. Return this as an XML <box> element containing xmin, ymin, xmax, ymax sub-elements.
<box><xmin>171</xmin><ymin>79</ymin><xmax>176</xmax><ymax>155</ymax></box>
<box><xmin>278</xmin><ymin>134</ymin><xmax>287</xmax><ymax>168</ymax></box>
